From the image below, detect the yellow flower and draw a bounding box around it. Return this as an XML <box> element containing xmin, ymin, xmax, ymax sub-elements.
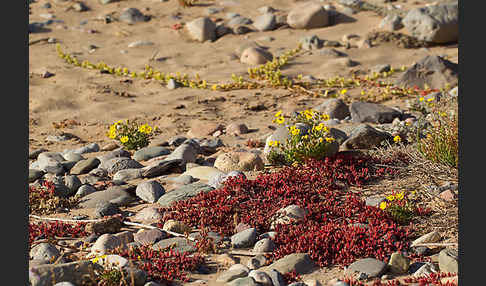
<box><xmin>411</xmin><ymin>190</ymin><xmax>417</xmax><ymax>195</ymax></box>
<box><xmin>320</xmin><ymin>114</ymin><xmax>330</xmax><ymax>121</ymax></box>
<box><xmin>340</xmin><ymin>89</ymin><xmax>347</xmax><ymax>95</ymax></box>
<box><xmin>396</xmin><ymin>192</ymin><xmax>404</xmax><ymax>200</ymax></box>
<box><xmin>275</xmin><ymin>110</ymin><xmax>283</xmax><ymax>117</ymax></box>
<box><xmin>274</xmin><ymin>141</ymin><xmax>280</xmax><ymax>146</ymax></box>
<box><xmin>387</xmin><ymin>195</ymin><xmax>395</xmax><ymax>201</ymax></box>
<box><xmin>325</xmin><ymin>137</ymin><xmax>335</xmax><ymax>143</ymax></box>
<box><xmin>419</xmin><ymin>97</ymin><xmax>424</xmax><ymax>102</ymax></box>
<box><xmin>319</xmin><ymin>138</ymin><xmax>324</xmax><ymax>143</ymax></box>
<box><xmin>427</xmin><ymin>97</ymin><xmax>434</xmax><ymax>102</ymax></box>
<box><xmin>139</xmin><ymin>124</ymin><xmax>152</xmax><ymax>134</ymax></box>
<box><xmin>120</xmin><ymin>136</ymin><xmax>129</xmax><ymax>143</ymax></box>
<box><xmin>276</xmin><ymin>116</ymin><xmax>285</xmax><ymax>124</ymax></box>
<box><xmin>379</xmin><ymin>201</ymin><xmax>387</xmax><ymax>210</ymax></box>
<box><xmin>393</xmin><ymin>135</ymin><xmax>401</xmax><ymax>143</ymax></box>
<box><xmin>291</xmin><ymin>127</ymin><xmax>300</xmax><ymax>136</ymax></box>
<box><xmin>315</xmin><ymin>123</ymin><xmax>325</xmax><ymax>131</ymax></box>
<box><xmin>302</xmin><ymin>135</ymin><xmax>309</xmax><ymax>140</ymax></box>
<box><xmin>303</xmin><ymin>109</ymin><xmax>314</xmax><ymax>120</ymax></box>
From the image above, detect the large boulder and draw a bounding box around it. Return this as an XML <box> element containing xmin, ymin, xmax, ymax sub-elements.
<box><xmin>214</xmin><ymin>151</ymin><xmax>264</xmax><ymax>173</ymax></box>
<box><xmin>350</xmin><ymin>102</ymin><xmax>402</xmax><ymax>124</ymax></box>
<box><xmin>341</xmin><ymin>124</ymin><xmax>392</xmax><ymax>150</ymax></box>
<box><xmin>287</xmin><ymin>2</ymin><xmax>329</xmax><ymax>29</ymax></box>
<box><xmin>395</xmin><ymin>55</ymin><xmax>458</xmax><ymax>90</ymax></box>
<box><xmin>313</xmin><ymin>98</ymin><xmax>350</xmax><ymax>120</ymax></box>
<box><xmin>403</xmin><ymin>2</ymin><xmax>458</xmax><ymax>44</ymax></box>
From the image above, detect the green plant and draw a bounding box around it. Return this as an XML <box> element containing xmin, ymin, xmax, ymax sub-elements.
<box><xmin>107</xmin><ymin>120</ymin><xmax>154</xmax><ymax>151</ymax></box>
<box><xmin>379</xmin><ymin>190</ymin><xmax>429</xmax><ymax>225</ymax></box>
<box><xmin>267</xmin><ymin>109</ymin><xmax>336</xmax><ymax>166</ymax></box>
<box><xmin>416</xmin><ymin>100</ymin><xmax>458</xmax><ymax>168</ymax></box>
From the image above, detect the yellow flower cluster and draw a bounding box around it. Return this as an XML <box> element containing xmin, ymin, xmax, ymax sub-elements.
<box><xmin>393</xmin><ymin>135</ymin><xmax>402</xmax><ymax>143</ymax></box>
<box><xmin>273</xmin><ymin>110</ymin><xmax>285</xmax><ymax>124</ymax></box>
<box><xmin>380</xmin><ymin>191</ymin><xmax>406</xmax><ymax>210</ymax></box>
<box><xmin>268</xmin><ymin>140</ymin><xmax>281</xmax><ymax>147</ymax></box>
<box><xmin>138</xmin><ymin>124</ymin><xmax>153</xmax><ymax>134</ymax></box>
<box><xmin>91</xmin><ymin>254</ymin><xmax>108</xmax><ymax>264</ymax></box>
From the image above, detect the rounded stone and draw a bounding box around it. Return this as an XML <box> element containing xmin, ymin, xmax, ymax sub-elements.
<box><xmin>240</xmin><ymin>47</ymin><xmax>273</xmax><ymax>65</ymax></box>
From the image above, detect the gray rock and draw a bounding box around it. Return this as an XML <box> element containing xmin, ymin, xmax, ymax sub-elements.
<box><xmin>253</xmin><ymin>13</ymin><xmax>276</xmax><ymax>31</ymax></box>
<box><xmin>217</xmin><ymin>268</ymin><xmax>248</xmax><ymax>283</ymax></box>
<box><xmin>72</xmin><ymin>2</ymin><xmax>89</xmax><ymax>12</ymax></box>
<box><xmin>113</xmin><ymin>168</ymin><xmax>143</xmax><ymax>181</ymax></box>
<box><xmin>412</xmin><ymin>261</ymin><xmax>438</xmax><ymax>277</ymax></box>
<box><xmin>403</xmin><ymin>3</ymin><xmax>458</xmax><ymax>44</ymax></box>
<box><xmin>345</xmin><ymin>258</ymin><xmax>387</xmax><ymax>278</ymax></box>
<box><xmin>133</xmin><ymin>146</ymin><xmax>170</xmax><ymax>161</ymax></box>
<box><xmin>78</xmin><ymin>186</ymin><xmax>136</xmax><ymax>208</ymax></box>
<box><xmin>266</xmin><ymin>269</ymin><xmax>286</xmax><ymax>286</ymax></box>
<box><xmin>54</xmin><ymin>282</ymin><xmax>77</xmax><ymax>286</ymax></box>
<box><xmin>89</xmin><ymin>167</ymin><xmax>108</xmax><ymax>178</ymax></box>
<box><xmin>124</xmin><ymin>266</ymin><xmax>147</xmax><ymax>286</ymax></box>
<box><xmin>395</xmin><ymin>55</ymin><xmax>458</xmax><ymax>90</ymax></box>
<box><xmin>228</xmin><ymin>16</ymin><xmax>253</xmax><ymax>26</ymax></box>
<box><xmin>329</xmin><ymin>128</ymin><xmax>348</xmax><ymax>145</ymax></box>
<box><xmin>226</xmin><ymin>12</ymin><xmax>241</xmax><ymax>20</ymax></box>
<box><xmin>141</xmin><ymin>159</ymin><xmax>183</xmax><ymax>178</ymax></box>
<box><xmin>120</xmin><ymin>8</ymin><xmax>149</xmax><ymax>24</ymax></box>
<box><xmin>262</xmin><ymin>253</ymin><xmax>315</xmax><ymax>275</ymax></box>
<box><xmin>253</xmin><ymin>238</ymin><xmax>275</xmax><ymax>253</ymax></box>
<box><xmin>134</xmin><ymin>229</ymin><xmax>167</xmax><ymax>246</ymax></box>
<box><xmin>287</xmin><ymin>2</ymin><xmax>329</xmax><ymax>29</ymax></box>
<box><xmin>37</xmin><ymin>152</ymin><xmax>66</xmax><ymax>175</ymax></box>
<box><xmin>165</xmin><ymin>141</ymin><xmax>200</xmax><ymax>164</ymax></box>
<box><xmin>157</xmin><ymin>182</ymin><xmax>214</xmax><ymax>207</ymax></box>
<box><xmin>207</xmin><ymin>7</ymin><xmax>223</xmax><ymax>15</ymax></box>
<box><xmin>350</xmin><ymin>102</ymin><xmax>402</xmax><ymax>124</ymax></box>
<box><xmin>91</xmin><ymin>233</ymin><xmax>127</xmax><ymax>255</ymax></box>
<box><xmin>318</xmin><ymin>48</ymin><xmax>347</xmax><ymax>57</ymax></box>
<box><xmin>371</xmin><ymin>64</ymin><xmax>391</xmax><ymax>74</ymax></box>
<box><xmin>188</xmin><ymin>158</ymin><xmax>234</xmax><ymax>175</ymax></box>
<box><xmin>29</xmin><ymin>149</ymin><xmax>47</xmax><ymax>160</ymax></box>
<box><xmin>94</xmin><ymin>202</ymin><xmax>120</xmax><ymax>218</ymax></box>
<box><xmin>314</xmin><ymin>98</ymin><xmax>350</xmax><ymax>120</ymax></box>
<box><xmin>104</xmin><ymin>157</ymin><xmax>144</xmax><ymax>175</ymax></box>
<box><xmin>136</xmin><ymin>180</ymin><xmax>166</xmax><ymax>203</ymax></box>
<box><xmin>29</xmin><ymin>169</ymin><xmax>45</xmax><ymax>183</ymax></box>
<box><xmin>75</xmin><ymin>184</ymin><xmax>97</xmax><ymax>197</ymax></box>
<box><xmin>132</xmin><ymin>206</ymin><xmax>163</xmax><ymax>222</ymax></box>
<box><xmin>99</xmin><ymin>0</ymin><xmax>117</xmax><ymax>4</ymax></box>
<box><xmin>188</xmin><ymin>231</ymin><xmax>222</xmax><ymax>245</ymax></box>
<box><xmin>248</xmin><ymin>254</ymin><xmax>267</xmax><ymax>270</ymax></box>
<box><xmin>30</xmin><ymin>243</ymin><xmax>62</xmax><ymax>262</ymax></box>
<box><xmin>299</xmin><ymin>35</ymin><xmax>323</xmax><ymax>51</ymax></box>
<box><xmin>168</xmin><ymin>135</ymin><xmax>188</xmax><ymax>147</ymax></box>
<box><xmin>379</xmin><ymin>14</ymin><xmax>403</xmax><ymax>31</ymax></box>
<box><xmin>231</xmin><ymin>228</ymin><xmax>258</xmax><ymax>248</ymax></box>
<box><xmin>29</xmin><ymin>261</ymin><xmax>97</xmax><ymax>286</ymax></box>
<box><xmin>128</xmin><ymin>40</ymin><xmax>155</xmax><ymax>48</ymax></box>
<box><xmin>64</xmin><ymin>175</ymin><xmax>82</xmax><ymax>194</ymax></box>
<box><xmin>70</xmin><ymin>157</ymin><xmax>100</xmax><ymax>175</ymax></box>
<box><xmin>62</xmin><ymin>152</ymin><xmax>85</xmax><ymax>162</ymax></box>
<box><xmin>73</xmin><ymin>143</ymin><xmax>100</xmax><ymax>154</ymax></box>
<box><xmin>167</xmin><ymin>78</ymin><xmax>178</xmax><ymax>89</ymax></box>
<box><xmin>228</xmin><ymin>277</ymin><xmax>258</xmax><ymax>286</ymax></box>
<box><xmin>168</xmin><ymin>174</ymin><xmax>197</xmax><ymax>185</ymax></box>
<box><xmin>207</xmin><ymin>173</ymin><xmax>227</xmax><ymax>189</ymax></box>
<box><xmin>152</xmin><ymin>237</ymin><xmax>196</xmax><ymax>253</ymax></box>
<box><xmin>258</xmin><ymin>6</ymin><xmax>277</xmax><ymax>14</ymax></box>
<box><xmin>61</xmin><ymin>161</ymin><xmax>77</xmax><ymax>172</ymax></box>
<box><xmin>342</xmin><ymin>124</ymin><xmax>392</xmax><ymax>150</ymax></box>
<box><xmin>411</xmin><ymin>231</ymin><xmax>441</xmax><ymax>247</ymax></box>
<box><xmin>438</xmin><ymin>247</ymin><xmax>458</xmax><ymax>273</ymax></box>
<box><xmin>248</xmin><ymin>270</ymin><xmax>272</xmax><ymax>285</ymax></box>
<box><xmin>186</xmin><ymin>17</ymin><xmax>216</xmax><ymax>42</ymax></box>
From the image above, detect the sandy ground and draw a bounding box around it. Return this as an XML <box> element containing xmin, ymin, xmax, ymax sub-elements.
<box><xmin>29</xmin><ymin>0</ymin><xmax>458</xmax><ymax>285</ymax></box>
